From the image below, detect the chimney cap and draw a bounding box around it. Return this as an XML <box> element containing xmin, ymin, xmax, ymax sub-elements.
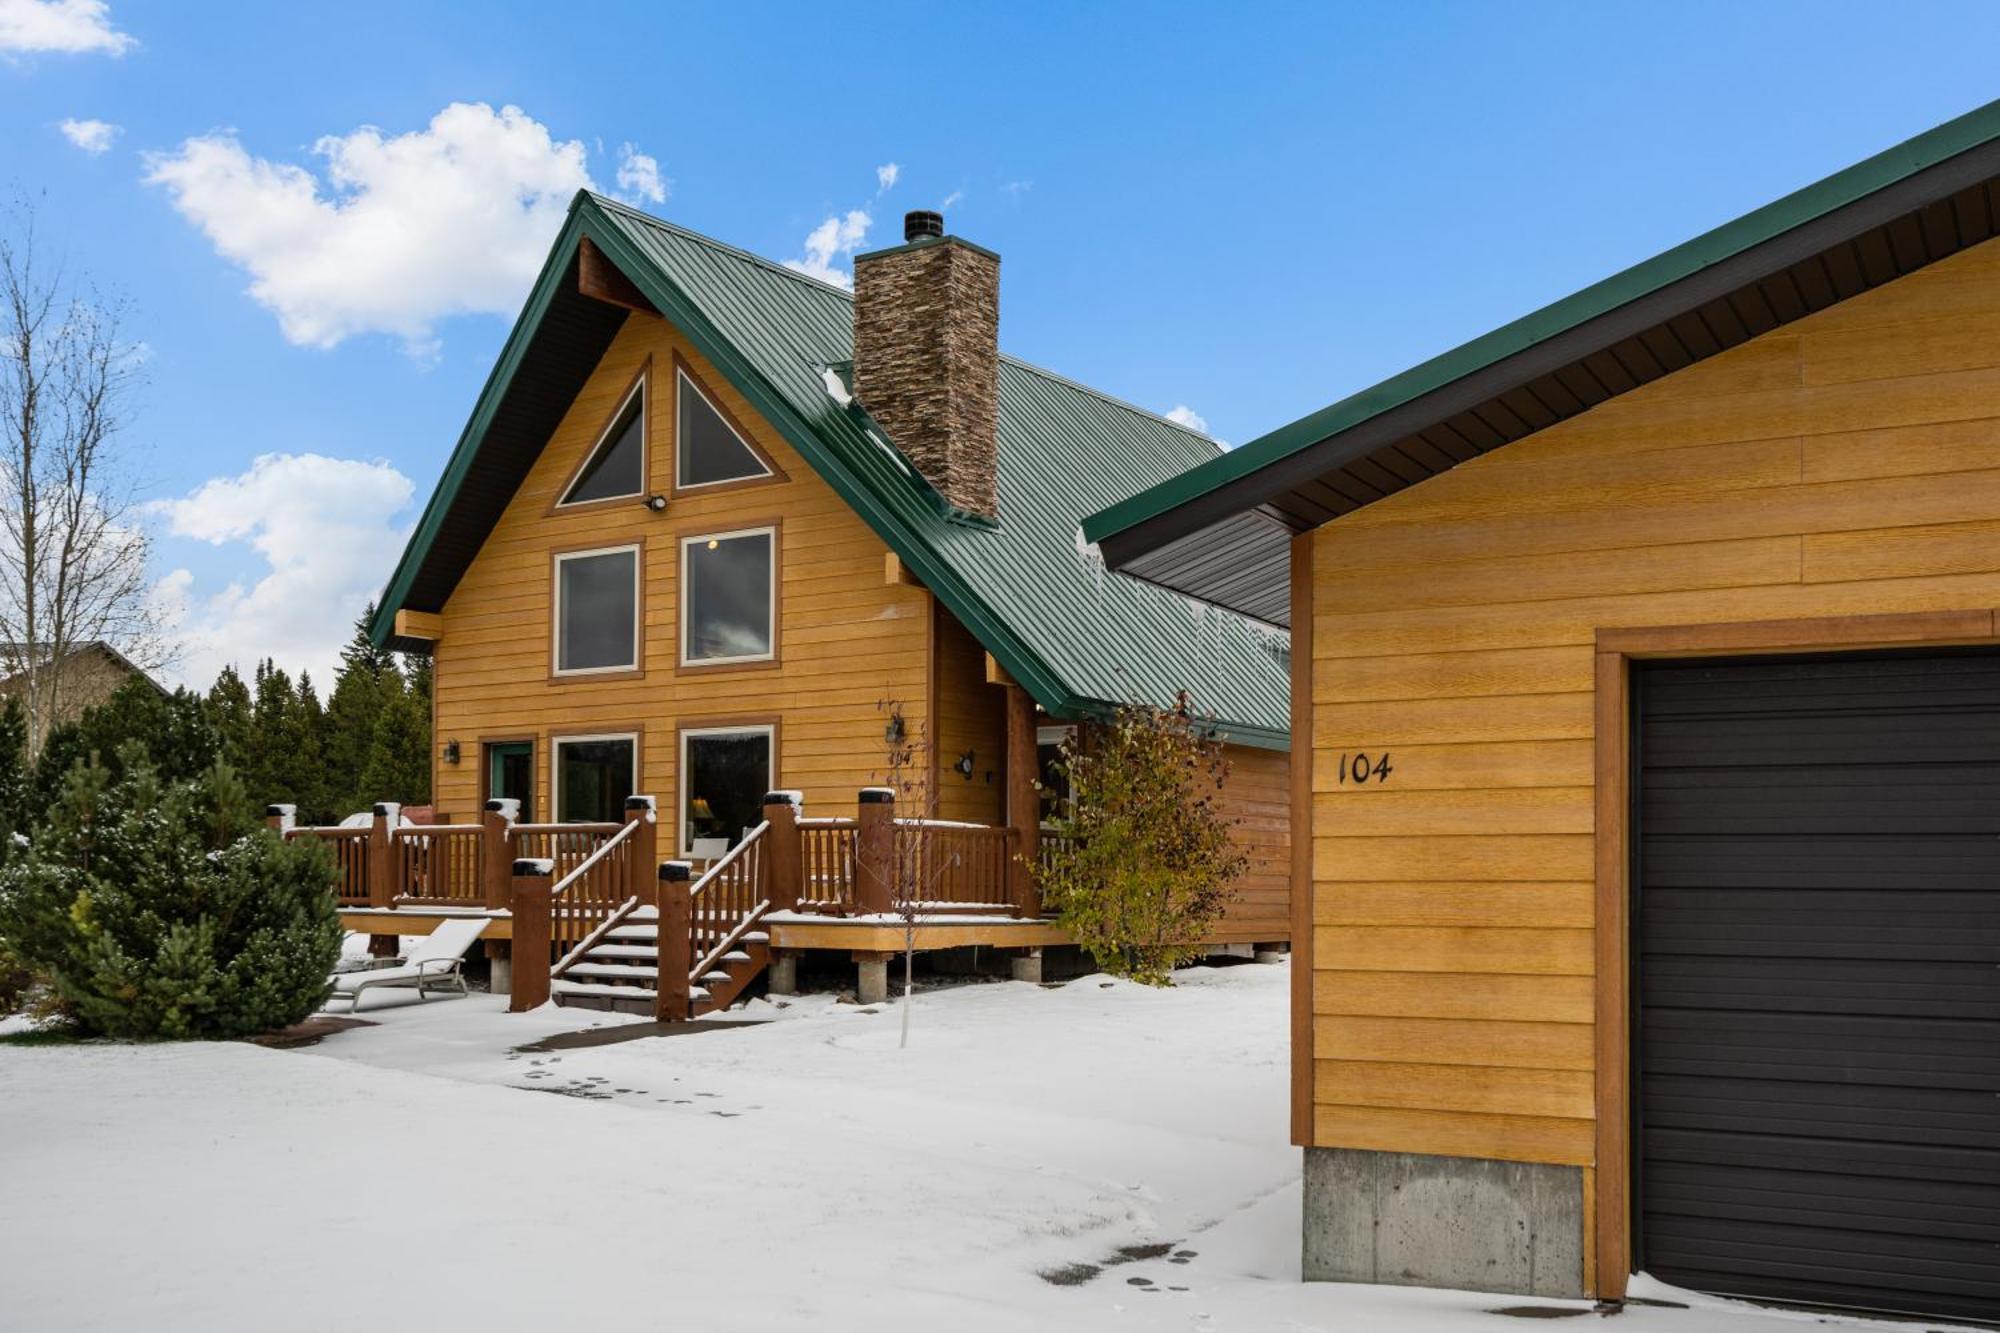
<box><xmin>903</xmin><ymin>210</ymin><xmax>944</xmax><ymax>243</ymax></box>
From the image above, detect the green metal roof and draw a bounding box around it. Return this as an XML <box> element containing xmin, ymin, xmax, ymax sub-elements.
<box><xmin>1082</xmin><ymin>97</ymin><xmax>2000</xmax><ymax>583</ymax></box>
<box><xmin>370</xmin><ymin>194</ymin><xmax>1289</xmax><ymax>747</ymax></box>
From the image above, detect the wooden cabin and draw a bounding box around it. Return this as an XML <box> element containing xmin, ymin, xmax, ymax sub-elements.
<box><xmin>320</xmin><ymin>199</ymin><xmax>1291</xmax><ymax>1011</ymax></box>
<box><xmin>1085</xmin><ymin>103</ymin><xmax>2000</xmax><ymax>1324</ymax></box>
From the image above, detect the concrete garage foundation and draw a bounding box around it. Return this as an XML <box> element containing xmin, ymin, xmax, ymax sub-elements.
<box><xmin>1303</xmin><ymin>1147</ymin><xmax>1583</xmax><ymax>1298</ymax></box>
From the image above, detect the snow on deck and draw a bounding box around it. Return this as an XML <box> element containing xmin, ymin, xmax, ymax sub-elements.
<box><xmin>0</xmin><ymin>965</ymin><xmax>1944</xmax><ymax>1332</ymax></box>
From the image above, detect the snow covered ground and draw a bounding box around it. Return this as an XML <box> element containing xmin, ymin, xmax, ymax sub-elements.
<box><xmin>0</xmin><ymin>963</ymin><xmax>1962</xmax><ymax>1332</ymax></box>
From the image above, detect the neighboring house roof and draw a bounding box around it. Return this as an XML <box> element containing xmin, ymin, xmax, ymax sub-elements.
<box><xmin>1081</xmin><ymin>97</ymin><xmax>2000</xmax><ymax>624</ymax></box>
<box><xmin>369</xmin><ymin>195</ymin><xmax>1290</xmax><ymax>747</ymax></box>
<box><xmin>0</xmin><ymin>641</ymin><xmax>166</xmax><ymax>696</ymax></box>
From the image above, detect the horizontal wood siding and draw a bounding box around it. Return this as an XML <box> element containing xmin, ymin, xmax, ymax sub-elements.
<box><xmin>434</xmin><ymin>312</ymin><xmax>930</xmax><ymax>831</ymax></box>
<box><xmin>1214</xmin><ymin>741</ymin><xmax>1291</xmax><ymax>943</ymax></box>
<box><xmin>1307</xmin><ymin>234</ymin><xmax>2000</xmax><ymax>1168</ymax></box>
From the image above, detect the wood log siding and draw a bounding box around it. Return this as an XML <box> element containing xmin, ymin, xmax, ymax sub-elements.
<box><xmin>1300</xmin><ymin>233</ymin><xmax>2000</xmax><ymax>1209</ymax></box>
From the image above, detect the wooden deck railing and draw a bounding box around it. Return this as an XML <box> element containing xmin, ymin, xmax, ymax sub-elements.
<box><xmin>896</xmin><ymin>820</ymin><xmax>1018</xmax><ymax>908</ymax></box>
<box><xmin>689</xmin><ymin>821</ymin><xmax>769</xmax><ymax>982</ymax></box>
<box><xmin>391</xmin><ymin>824</ymin><xmax>485</xmax><ymax>905</ymax></box>
<box><xmin>799</xmin><ymin>818</ymin><xmax>856</xmax><ymax>911</ymax></box>
<box><xmin>286</xmin><ymin>825</ymin><xmax>374</xmax><ymax>905</ymax></box>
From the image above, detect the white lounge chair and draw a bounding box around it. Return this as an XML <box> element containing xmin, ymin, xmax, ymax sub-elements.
<box><xmin>326</xmin><ymin>917</ymin><xmax>486</xmax><ymax>1012</ymax></box>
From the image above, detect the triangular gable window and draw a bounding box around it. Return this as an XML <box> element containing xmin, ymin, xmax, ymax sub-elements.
<box><xmin>561</xmin><ymin>376</ymin><xmax>646</xmax><ymax>506</ymax></box>
<box><xmin>677</xmin><ymin>366</ymin><xmax>772</xmax><ymax>489</ymax></box>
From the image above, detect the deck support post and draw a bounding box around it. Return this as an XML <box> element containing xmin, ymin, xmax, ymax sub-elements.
<box><xmin>1009</xmin><ymin>947</ymin><xmax>1044</xmax><ymax>985</ymax></box>
<box><xmin>509</xmin><ymin>858</ymin><xmax>554</xmax><ymax>1012</ymax></box>
<box><xmin>852</xmin><ymin>951</ymin><xmax>891</xmax><ymax>1005</ymax></box>
<box><xmin>658</xmin><ymin>861</ymin><xmax>693</xmax><ymax>1021</ymax></box>
<box><xmin>761</xmin><ymin>791</ymin><xmax>802</xmax><ymax>913</ymax></box>
<box><xmin>767</xmin><ymin>949</ymin><xmax>798</xmax><ymax>996</ymax></box>
<box><xmin>485</xmin><ymin>940</ymin><xmax>512</xmax><ymax>996</ymax></box>
<box><xmin>1003</xmin><ymin>685</ymin><xmax>1040</xmax><ymax>918</ymax></box>
<box><xmin>855</xmin><ymin>787</ymin><xmax>895</xmax><ymax>916</ymax></box>
<box><xmin>480</xmin><ymin>799</ymin><xmax>515</xmax><ymax>910</ymax></box>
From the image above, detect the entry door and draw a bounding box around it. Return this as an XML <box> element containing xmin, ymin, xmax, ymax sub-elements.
<box><xmin>1634</xmin><ymin>651</ymin><xmax>2000</xmax><ymax>1323</ymax></box>
<box><xmin>486</xmin><ymin>742</ymin><xmax>534</xmax><ymax>823</ymax></box>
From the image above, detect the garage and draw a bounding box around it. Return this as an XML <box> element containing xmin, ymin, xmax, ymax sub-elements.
<box><xmin>1636</xmin><ymin>650</ymin><xmax>2000</xmax><ymax>1324</ymax></box>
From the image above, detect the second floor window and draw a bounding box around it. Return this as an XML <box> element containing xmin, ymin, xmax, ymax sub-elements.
<box><xmin>560</xmin><ymin>373</ymin><xmax>646</xmax><ymax>506</ymax></box>
<box><xmin>554</xmin><ymin>544</ymin><xmax>639</xmax><ymax>674</ymax></box>
<box><xmin>681</xmin><ymin>527</ymin><xmax>774</xmax><ymax>666</ymax></box>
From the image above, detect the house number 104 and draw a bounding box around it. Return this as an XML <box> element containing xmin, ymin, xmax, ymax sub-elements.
<box><xmin>1337</xmin><ymin>752</ymin><xmax>1394</xmax><ymax>785</ymax></box>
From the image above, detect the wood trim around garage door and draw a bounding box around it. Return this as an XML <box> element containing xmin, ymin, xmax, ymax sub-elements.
<box><xmin>1589</xmin><ymin>607</ymin><xmax>2000</xmax><ymax>1301</ymax></box>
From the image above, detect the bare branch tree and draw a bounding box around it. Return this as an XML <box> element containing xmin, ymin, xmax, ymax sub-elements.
<box><xmin>0</xmin><ymin>200</ymin><xmax>173</xmax><ymax>754</ymax></box>
<box><xmin>876</xmin><ymin>698</ymin><xmax>955</xmax><ymax>1048</ymax></box>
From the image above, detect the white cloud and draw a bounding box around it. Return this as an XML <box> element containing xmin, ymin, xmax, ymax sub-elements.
<box><xmin>143</xmin><ymin>102</ymin><xmax>593</xmax><ymax>356</ymax></box>
<box><xmin>784</xmin><ymin>208</ymin><xmax>871</xmax><ymax>289</ymax></box>
<box><xmin>1002</xmin><ymin>179</ymin><xmax>1032</xmax><ymax>198</ymax></box>
<box><xmin>614</xmin><ymin>141</ymin><xmax>668</xmax><ymax>206</ymax></box>
<box><xmin>939</xmin><ymin>188</ymin><xmax>964</xmax><ymax>210</ymax></box>
<box><xmin>57</xmin><ymin>116</ymin><xmax>118</xmax><ymax>153</ymax></box>
<box><xmin>147</xmin><ymin>453</ymin><xmax>415</xmax><ymax>687</ymax></box>
<box><xmin>0</xmin><ymin>0</ymin><xmax>133</xmax><ymax>55</ymax></box>
<box><xmin>1164</xmin><ymin>404</ymin><xmax>1211</xmax><ymax>435</ymax></box>
<box><xmin>875</xmin><ymin>162</ymin><xmax>899</xmax><ymax>193</ymax></box>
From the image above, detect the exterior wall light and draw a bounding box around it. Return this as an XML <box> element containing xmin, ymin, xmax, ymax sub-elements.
<box><xmin>645</xmin><ymin>494</ymin><xmax>668</xmax><ymax>512</ymax></box>
<box><xmin>442</xmin><ymin>739</ymin><xmax>461</xmax><ymax>765</ymax></box>
<box><xmin>953</xmin><ymin>750</ymin><xmax>975</xmax><ymax>780</ymax></box>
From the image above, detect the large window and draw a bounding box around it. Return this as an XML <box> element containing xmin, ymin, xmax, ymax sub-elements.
<box><xmin>560</xmin><ymin>374</ymin><xmax>646</xmax><ymax>506</ymax></box>
<box><xmin>553</xmin><ymin>734</ymin><xmax>637</xmax><ymax>823</ymax></box>
<box><xmin>554</xmin><ymin>545</ymin><xmax>639</xmax><ymax>675</ymax></box>
<box><xmin>680</xmin><ymin>527</ymin><xmax>774</xmax><ymax>666</ymax></box>
<box><xmin>676</xmin><ymin>366</ymin><xmax>771</xmax><ymax>490</ymax></box>
<box><xmin>680</xmin><ymin>726</ymin><xmax>773</xmax><ymax>857</ymax></box>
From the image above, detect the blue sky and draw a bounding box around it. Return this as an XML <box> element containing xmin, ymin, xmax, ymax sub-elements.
<box><xmin>6</xmin><ymin>0</ymin><xmax>2000</xmax><ymax>685</ymax></box>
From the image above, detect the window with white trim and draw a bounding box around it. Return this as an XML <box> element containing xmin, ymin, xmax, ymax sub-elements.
<box><xmin>679</xmin><ymin>726</ymin><xmax>772</xmax><ymax>857</ymax></box>
<box><xmin>560</xmin><ymin>375</ymin><xmax>646</xmax><ymax>506</ymax></box>
<box><xmin>680</xmin><ymin>527</ymin><xmax>774</xmax><ymax>665</ymax></box>
<box><xmin>676</xmin><ymin>367</ymin><xmax>770</xmax><ymax>489</ymax></box>
<box><xmin>553</xmin><ymin>545</ymin><xmax>639</xmax><ymax>674</ymax></box>
<box><xmin>553</xmin><ymin>733</ymin><xmax>637</xmax><ymax>823</ymax></box>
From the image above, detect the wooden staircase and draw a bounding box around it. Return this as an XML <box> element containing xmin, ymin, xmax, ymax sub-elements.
<box><xmin>551</xmin><ymin>911</ymin><xmax>773</xmax><ymax>1018</ymax></box>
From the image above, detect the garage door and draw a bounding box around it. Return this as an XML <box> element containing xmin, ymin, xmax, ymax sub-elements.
<box><xmin>1636</xmin><ymin>650</ymin><xmax>2000</xmax><ymax>1324</ymax></box>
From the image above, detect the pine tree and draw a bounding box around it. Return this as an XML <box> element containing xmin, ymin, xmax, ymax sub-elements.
<box><xmin>286</xmin><ymin>672</ymin><xmax>330</xmax><ymax>824</ymax></box>
<box><xmin>358</xmin><ymin>673</ymin><xmax>430</xmax><ymax>805</ymax></box>
<box><xmin>324</xmin><ymin>615</ymin><xmax>396</xmax><ymax>820</ymax></box>
<box><xmin>205</xmin><ymin>665</ymin><xmax>254</xmax><ymax>774</ymax></box>
<box><xmin>246</xmin><ymin>659</ymin><xmax>298</xmax><ymax>807</ymax></box>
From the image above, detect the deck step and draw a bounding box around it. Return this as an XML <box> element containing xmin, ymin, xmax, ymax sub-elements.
<box><xmin>721</xmin><ymin>950</ymin><xmax>752</xmax><ymax>964</ymax></box>
<box><xmin>564</xmin><ymin>962</ymin><xmax>660</xmax><ymax>981</ymax></box>
<box><xmin>552</xmin><ymin>980</ymin><xmax>659</xmax><ymax>1001</ymax></box>
<box><xmin>587</xmin><ymin>943</ymin><xmax>660</xmax><ymax>960</ymax></box>
<box><xmin>606</xmin><ymin>925</ymin><xmax>658</xmax><ymax>942</ymax></box>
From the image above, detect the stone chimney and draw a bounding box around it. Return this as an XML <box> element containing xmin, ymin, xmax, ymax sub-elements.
<box><xmin>852</xmin><ymin>211</ymin><xmax>1000</xmax><ymax>519</ymax></box>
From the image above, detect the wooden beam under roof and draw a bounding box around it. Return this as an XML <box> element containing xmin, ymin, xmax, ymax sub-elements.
<box><xmin>578</xmin><ymin>235</ymin><xmax>658</xmax><ymax>315</ymax></box>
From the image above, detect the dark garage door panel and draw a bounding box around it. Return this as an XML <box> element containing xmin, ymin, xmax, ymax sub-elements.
<box><xmin>1637</xmin><ymin>652</ymin><xmax>2000</xmax><ymax>1324</ymax></box>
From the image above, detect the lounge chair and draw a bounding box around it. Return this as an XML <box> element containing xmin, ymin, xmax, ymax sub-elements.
<box><xmin>326</xmin><ymin>917</ymin><xmax>486</xmax><ymax>1012</ymax></box>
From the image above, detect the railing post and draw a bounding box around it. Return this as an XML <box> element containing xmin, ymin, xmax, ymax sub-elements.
<box><xmin>625</xmin><ymin>795</ymin><xmax>657</xmax><ymax>894</ymax></box>
<box><xmin>1004</xmin><ymin>685</ymin><xmax>1041</xmax><ymax>917</ymax></box>
<box><xmin>368</xmin><ymin>802</ymin><xmax>398</xmax><ymax>909</ymax></box>
<box><xmin>509</xmin><ymin>857</ymin><xmax>554</xmax><ymax>1012</ymax></box>
<box><xmin>264</xmin><ymin>803</ymin><xmax>296</xmax><ymax>836</ymax></box>
<box><xmin>761</xmin><ymin>791</ymin><xmax>802</xmax><ymax>913</ymax></box>
<box><xmin>658</xmin><ymin>861</ymin><xmax>692</xmax><ymax>1021</ymax></box>
<box><xmin>855</xmin><ymin>787</ymin><xmax>895</xmax><ymax>915</ymax></box>
<box><xmin>481</xmin><ymin>798</ymin><xmax>517</xmax><ymax>910</ymax></box>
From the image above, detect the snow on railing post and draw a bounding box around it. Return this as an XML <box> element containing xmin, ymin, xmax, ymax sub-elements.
<box><xmin>264</xmin><ymin>803</ymin><xmax>296</xmax><ymax>835</ymax></box>
<box><xmin>658</xmin><ymin>861</ymin><xmax>693</xmax><ymax>1021</ymax></box>
<box><xmin>624</xmin><ymin>795</ymin><xmax>657</xmax><ymax>900</ymax></box>
<box><xmin>761</xmin><ymin>791</ymin><xmax>803</xmax><ymax>913</ymax></box>
<box><xmin>480</xmin><ymin>798</ymin><xmax>517</xmax><ymax>910</ymax></box>
<box><xmin>509</xmin><ymin>857</ymin><xmax>556</xmax><ymax>1012</ymax></box>
<box><xmin>368</xmin><ymin>803</ymin><xmax>398</xmax><ymax>910</ymax></box>
<box><xmin>855</xmin><ymin>787</ymin><xmax>896</xmax><ymax>916</ymax></box>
